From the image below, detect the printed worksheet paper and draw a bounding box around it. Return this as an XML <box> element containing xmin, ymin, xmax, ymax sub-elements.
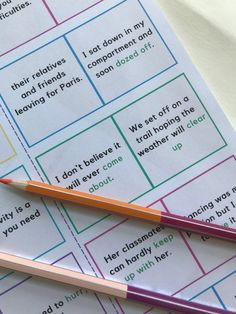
<box><xmin>0</xmin><ymin>0</ymin><xmax>235</xmax><ymax>313</ymax></box>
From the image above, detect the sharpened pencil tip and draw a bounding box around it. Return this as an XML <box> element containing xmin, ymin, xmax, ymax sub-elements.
<box><xmin>0</xmin><ymin>178</ymin><xmax>12</xmax><ymax>185</ymax></box>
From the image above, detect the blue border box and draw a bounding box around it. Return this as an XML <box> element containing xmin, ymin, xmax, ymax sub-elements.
<box><xmin>0</xmin><ymin>92</ymin><xmax>102</xmax><ymax>148</ymax></box>
<box><xmin>0</xmin><ymin>0</ymin><xmax>177</xmax><ymax>148</ymax></box>
<box><xmin>0</xmin><ymin>165</ymin><xmax>65</xmax><ymax>281</ymax></box>
<box><xmin>190</xmin><ymin>270</ymin><xmax>236</xmax><ymax>310</ymax></box>
<box><xmin>0</xmin><ymin>35</ymin><xmax>103</xmax><ymax>148</ymax></box>
<box><xmin>65</xmin><ymin>0</ymin><xmax>177</xmax><ymax>105</ymax></box>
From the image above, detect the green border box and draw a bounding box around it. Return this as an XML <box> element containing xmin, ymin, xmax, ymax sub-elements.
<box><xmin>36</xmin><ymin>73</ymin><xmax>227</xmax><ymax>233</ymax></box>
<box><xmin>0</xmin><ymin>165</ymin><xmax>66</xmax><ymax>281</ymax></box>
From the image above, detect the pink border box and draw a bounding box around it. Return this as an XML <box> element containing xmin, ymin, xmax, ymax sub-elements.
<box><xmin>85</xmin><ymin>218</ymin><xmax>128</xmax><ymax>278</ymax></box>
<box><xmin>148</xmin><ymin>155</ymin><xmax>236</xmax><ymax>209</ymax></box>
<box><xmin>84</xmin><ymin>156</ymin><xmax>236</xmax><ymax>313</ymax></box>
<box><xmin>147</xmin><ymin>155</ymin><xmax>236</xmax><ymax>274</ymax></box>
<box><xmin>84</xmin><ymin>216</ymin><xmax>203</xmax><ymax>313</ymax></box>
<box><xmin>144</xmin><ymin>156</ymin><xmax>236</xmax><ymax>314</ymax></box>
<box><xmin>43</xmin><ymin>0</ymin><xmax>105</xmax><ymax>25</ymax></box>
<box><xmin>85</xmin><ymin>218</ymin><xmax>127</xmax><ymax>314</ymax></box>
<box><xmin>0</xmin><ymin>0</ymin><xmax>105</xmax><ymax>57</ymax></box>
<box><xmin>147</xmin><ymin>156</ymin><xmax>236</xmax><ymax>292</ymax></box>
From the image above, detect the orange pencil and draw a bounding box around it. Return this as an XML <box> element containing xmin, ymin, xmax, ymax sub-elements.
<box><xmin>0</xmin><ymin>178</ymin><xmax>236</xmax><ymax>242</ymax></box>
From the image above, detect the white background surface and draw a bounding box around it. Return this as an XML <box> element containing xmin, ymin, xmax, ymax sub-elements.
<box><xmin>156</xmin><ymin>0</ymin><xmax>236</xmax><ymax>128</ymax></box>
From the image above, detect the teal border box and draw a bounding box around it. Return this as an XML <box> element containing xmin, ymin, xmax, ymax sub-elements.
<box><xmin>36</xmin><ymin>73</ymin><xmax>227</xmax><ymax>234</ymax></box>
<box><xmin>0</xmin><ymin>165</ymin><xmax>65</xmax><ymax>281</ymax></box>
<box><xmin>61</xmin><ymin>203</ymin><xmax>110</xmax><ymax>235</ymax></box>
<box><xmin>112</xmin><ymin>73</ymin><xmax>227</xmax><ymax>199</ymax></box>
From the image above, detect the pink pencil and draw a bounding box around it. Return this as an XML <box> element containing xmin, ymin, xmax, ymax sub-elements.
<box><xmin>0</xmin><ymin>251</ymin><xmax>233</xmax><ymax>314</ymax></box>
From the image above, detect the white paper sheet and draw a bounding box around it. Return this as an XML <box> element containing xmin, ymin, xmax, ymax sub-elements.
<box><xmin>0</xmin><ymin>1</ymin><xmax>235</xmax><ymax>313</ymax></box>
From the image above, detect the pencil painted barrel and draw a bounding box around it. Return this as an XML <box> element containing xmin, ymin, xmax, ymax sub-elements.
<box><xmin>27</xmin><ymin>181</ymin><xmax>163</xmax><ymax>222</ymax></box>
<box><xmin>10</xmin><ymin>180</ymin><xmax>236</xmax><ymax>242</ymax></box>
<box><xmin>161</xmin><ymin>212</ymin><xmax>236</xmax><ymax>241</ymax></box>
<box><xmin>127</xmin><ymin>286</ymin><xmax>235</xmax><ymax>314</ymax></box>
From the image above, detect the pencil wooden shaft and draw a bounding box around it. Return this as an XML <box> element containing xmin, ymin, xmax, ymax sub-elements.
<box><xmin>0</xmin><ymin>252</ymin><xmax>127</xmax><ymax>298</ymax></box>
<box><xmin>26</xmin><ymin>181</ymin><xmax>162</xmax><ymax>223</ymax></box>
<box><xmin>23</xmin><ymin>181</ymin><xmax>236</xmax><ymax>242</ymax></box>
<box><xmin>0</xmin><ymin>253</ymin><xmax>233</xmax><ymax>314</ymax></box>
<box><xmin>0</xmin><ymin>252</ymin><xmax>233</xmax><ymax>314</ymax></box>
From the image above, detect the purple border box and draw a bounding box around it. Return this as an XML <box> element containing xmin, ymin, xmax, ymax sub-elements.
<box><xmin>84</xmin><ymin>216</ymin><xmax>201</xmax><ymax>314</ymax></box>
<box><xmin>43</xmin><ymin>0</ymin><xmax>105</xmax><ymax>24</ymax></box>
<box><xmin>0</xmin><ymin>0</ymin><xmax>105</xmax><ymax>57</ymax></box>
<box><xmin>148</xmin><ymin>155</ymin><xmax>236</xmax><ymax>209</ymax></box>
<box><xmin>147</xmin><ymin>155</ymin><xmax>236</xmax><ymax>297</ymax></box>
<box><xmin>85</xmin><ymin>218</ymin><xmax>128</xmax><ymax>313</ymax></box>
<box><xmin>84</xmin><ymin>156</ymin><xmax>236</xmax><ymax>313</ymax></box>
